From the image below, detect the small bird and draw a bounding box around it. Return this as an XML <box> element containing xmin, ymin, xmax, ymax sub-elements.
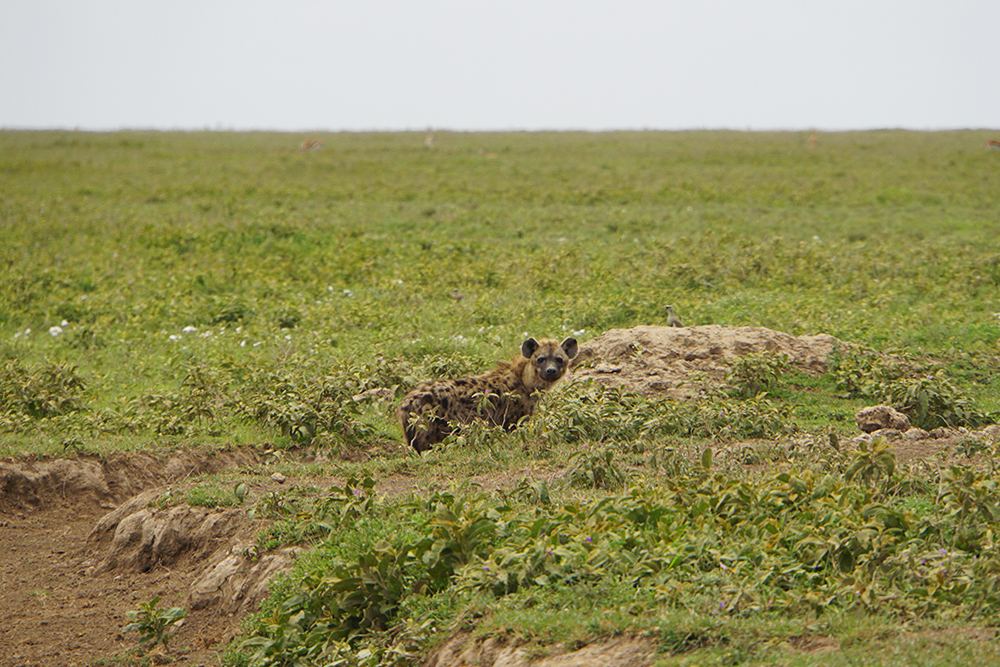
<box><xmin>665</xmin><ymin>305</ymin><xmax>683</xmax><ymax>328</ymax></box>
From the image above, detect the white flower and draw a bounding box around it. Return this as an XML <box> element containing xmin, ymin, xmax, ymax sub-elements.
<box><xmin>284</xmin><ymin>334</ymin><xmax>292</xmax><ymax>341</ymax></box>
<box><xmin>343</xmin><ymin>289</ymin><xmax>353</xmax><ymax>297</ymax></box>
<box><xmin>182</xmin><ymin>326</ymin><xmax>197</xmax><ymax>333</ymax></box>
<box><xmin>240</xmin><ymin>340</ymin><xmax>246</xmax><ymax>347</ymax></box>
<box><xmin>49</xmin><ymin>326</ymin><xmax>63</xmax><ymax>336</ymax></box>
<box><xmin>169</xmin><ymin>334</ymin><xmax>181</xmax><ymax>342</ymax></box>
<box><xmin>60</xmin><ymin>320</ymin><xmax>69</xmax><ymax>327</ymax></box>
<box><xmin>24</xmin><ymin>328</ymin><xmax>31</xmax><ymax>335</ymax></box>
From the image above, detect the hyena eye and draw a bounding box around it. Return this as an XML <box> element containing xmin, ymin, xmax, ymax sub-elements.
<box><xmin>555</xmin><ymin>357</ymin><xmax>564</xmax><ymax>364</ymax></box>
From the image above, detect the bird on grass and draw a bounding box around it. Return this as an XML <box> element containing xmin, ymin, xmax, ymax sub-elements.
<box><xmin>665</xmin><ymin>305</ymin><xmax>683</xmax><ymax>328</ymax></box>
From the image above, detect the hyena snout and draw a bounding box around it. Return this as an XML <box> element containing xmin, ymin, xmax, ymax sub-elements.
<box><xmin>541</xmin><ymin>364</ymin><xmax>564</xmax><ymax>381</ymax></box>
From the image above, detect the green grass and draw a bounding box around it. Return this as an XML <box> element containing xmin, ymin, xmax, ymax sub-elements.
<box><xmin>5</xmin><ymin>129</ymin><xmax>1000</xmax><ymax>665</ymax></box>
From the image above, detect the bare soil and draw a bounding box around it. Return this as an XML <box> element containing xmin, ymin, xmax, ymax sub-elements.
<box><xmin>1</xmin><ymin>326</ymin><xmax>994</xmax><ymax>667</ymax></box>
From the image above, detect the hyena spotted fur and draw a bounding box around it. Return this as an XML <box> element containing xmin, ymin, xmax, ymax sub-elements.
<box><xmin>398</xmin><ymin>337</ymin><xmax>578</xmax><ymax>452</ymax></box>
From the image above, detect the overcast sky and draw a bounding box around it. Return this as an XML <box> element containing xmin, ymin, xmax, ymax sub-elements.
<box><xmin>2</xmin><ymin>1</ymin><xmax>998</xmax><ymax>132</ymax></box>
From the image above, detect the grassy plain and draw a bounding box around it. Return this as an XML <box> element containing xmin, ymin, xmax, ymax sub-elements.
<box><xmin>3</xmin><ymin>129</ymin><xmax>1000</xmax><ymax>666</ymax></box>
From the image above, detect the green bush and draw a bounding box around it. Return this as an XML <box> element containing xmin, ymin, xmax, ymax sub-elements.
<box><xmin>725</xmin><ymin>350</ymin><xmax>789</xmax><ymax>398</ymax></box>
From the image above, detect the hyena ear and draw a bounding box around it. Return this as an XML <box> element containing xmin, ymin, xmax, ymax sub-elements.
<box><xmin>560</xmin><ymin>337</ymin><xmax>579</xmax><ymax>359</ymax></box>
<box><xmin>521</xmin><ymin>337</ymin><xmax>540</xmax><ymax>359</ymax></box>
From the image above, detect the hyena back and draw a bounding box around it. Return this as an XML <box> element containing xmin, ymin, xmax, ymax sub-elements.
<box><xmin>398</xmin><ymin>337</ymin><xmax>578</xmax><ymax>452</ymax></box>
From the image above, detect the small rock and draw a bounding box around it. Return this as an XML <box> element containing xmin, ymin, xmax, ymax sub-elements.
<box><xmin>903</xmin><ymin>427</ymin><xmax>930</xmax><ymax>441</ymax></box>
<box><xmin>271</xmin><ymin>472</ymin><xmax>286</xmax><ymax>484</ymax></box>
<box><xmin>352</xmin><ymin>387</ymin><xmax>395</xmax><ymax>403</ymax></box>
<box><xmin>855</xmin><ymin>405</ymin><xmax>910</xmax><ymax>434</ymax></box>
<box><xmin>979</xmin><ymin>424</ymin><xmax>1000</xmax><ymax>441</ymax></box>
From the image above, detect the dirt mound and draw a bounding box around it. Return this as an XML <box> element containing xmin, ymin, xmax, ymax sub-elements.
<box><xmin>570</xmin><ymin>325</ymin><xmax>842</xmax><ymax>397</ymax></box>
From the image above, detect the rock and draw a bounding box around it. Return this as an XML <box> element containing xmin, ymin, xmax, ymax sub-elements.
<box><xmin>903</xmin><ymin>427</ymin><xmax>930</xmax><ymax>440</ymax></box>
<box><xmin>271</xmin><ymin>472</ymin><xmax>287</xmax><ymax>484</ymax></box>
<box><xmin>980</xmin><ymin>424</ymin><xmax>1000</xmax><ymax>441</ymax></box>
<box><xmin>352</xmin><ymin>387</ymin><xmax>395</xmax><ymax>403</ymax></box>
<box><xmin>189</xmin><ymin>546</ymin><xmax>302</xmax><ymax>613</ymax></box>
<box><xmin>425</xmin><ymin>632</ymin><xmax>656</xmax><ymax>667</ymax></box>
<box><xmin>88</xmin><ymin>502</ymin><xmax>247</xmax><ymax>573</ymax></box>
<box><xmin>855</xmin><ymin>405</ymin><xmax>910</xmax><ymax>434</ymax></box>
<box><xmin>870</xmin><ymin>428</ymin><xmax>903</xmax><ymax>440</ymax></box>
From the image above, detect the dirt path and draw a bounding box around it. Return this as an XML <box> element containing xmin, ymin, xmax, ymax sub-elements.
<box><xmin>1</xmin><ymin>502</ymin><xmax>233</xmax><ymax>666</ymax></box>
<box><xmin>0</xmin><ymin>469</ymin><xmax>249</xmax><ymax>666</ymax></box>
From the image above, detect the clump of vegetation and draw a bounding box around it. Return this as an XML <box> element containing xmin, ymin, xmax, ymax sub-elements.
<box><xmin>565</xmin><ymin>447</ymin><xmax>628</xmax><ymax>490</ymax></box>
<box><xmin>122</xmin><ymin>596</ymin><xmax>187</xmax><ymax>651</ymax></box>
<box><xmin>0</xmin><ymin>359</ymin><xmax>87</xmax><ymax>423</ymax></box>
<box><xmin>532</xmin><ymin>382</ymin><xmax>793</xmax><ymax>443</ymax></box>
<box><xmin>829</xmin><ymin>347</ymin><xmax>990</xmax><ymax>429</ymax></box>
<box><xmin>231</xmin><ymin>447</ymin><xmax>1000</xmax><ymax>666</ymax></box>
<box><xmin>725</xmin><ymin>349</ymin><xmax>789</xmax><ymax>398</ymax></box>
<box><xmin>828</xmin><ymin>346</ymin><xmax>909</xmax><ymax>400</ymax></box>
<box><xmin>884</xmin><ymin>371</ymin><xmax>992</xmax><ymax>430</ymax></box>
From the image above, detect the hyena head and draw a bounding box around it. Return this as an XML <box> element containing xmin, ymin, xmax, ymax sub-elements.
<box><xmin>520</xmin><ymin>336</ymin><xmax>578</xmax><ymax>389</ymax></box>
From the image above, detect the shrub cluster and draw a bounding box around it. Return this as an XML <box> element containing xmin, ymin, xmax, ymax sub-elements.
<box><xmin>234</xmin><ymin>446</ymin><xmax>1000</xmax><ymax>666</ymax></box>
<box><xmin>829</xmin><ymin>347</ymin><xmax>991</xmax><ymax>429</ymax></box>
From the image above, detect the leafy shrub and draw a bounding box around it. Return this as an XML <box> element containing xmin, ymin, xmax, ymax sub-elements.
<box><xmin>883</xmin><ymin>371</ymin><xmax>991</xmax><ymax>430</ymax></box>
<box><xmin>828</xmin><ymin>345</ymin><xmax>907</xmax><ymax>399</ymax></box>
<box><xmin>122</xmin><ymin>596</ymin><xmax>187</xmax><ymax>651</ymax></box>
<box><xmin>566</xmin><ymin>447</ymin><xmax>628</xmax><ymax>490</ymax></box>
<box><xmin>844</xmin><ymin>436</ymin><xmax>896</xmax><ymax>491</ymax></box>
<box><xmin>235</xmin><ymin>367</ymin><xmax>375</xmax><ymax>445</ymax></box>
<box><xmin>256</xmin><ymin>475</ymin><xmax>376</xmax><ymax>549</ymax></box>
<box><xmin>234</xmin><ymin>454</ymin><xmax>1000</xmax><ymax>666</ymax></box>
<box><xmin>0</xmin><ymin>359</ymin><xmax>87</xmax><ymax>423</ymax></box>
<box><xmin>534</xmin><ymin>382</ymin><xmax>793</xmax><ymax>446</ymax></box>
<box><xmin>829</xmin><ymin>348</ymin><xmax>989</xmax><ymax>430</ymax></box>
<box><xmin>725</xmin><ymin>350</ymin><xmax>789</xmax><ymax>398</ymax></box>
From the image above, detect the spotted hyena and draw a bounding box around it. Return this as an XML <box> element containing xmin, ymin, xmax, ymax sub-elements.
<box><xmin>398</xmin><ymin>337</ymin><xmax>578</xmax><ymax>452</ymax></box>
